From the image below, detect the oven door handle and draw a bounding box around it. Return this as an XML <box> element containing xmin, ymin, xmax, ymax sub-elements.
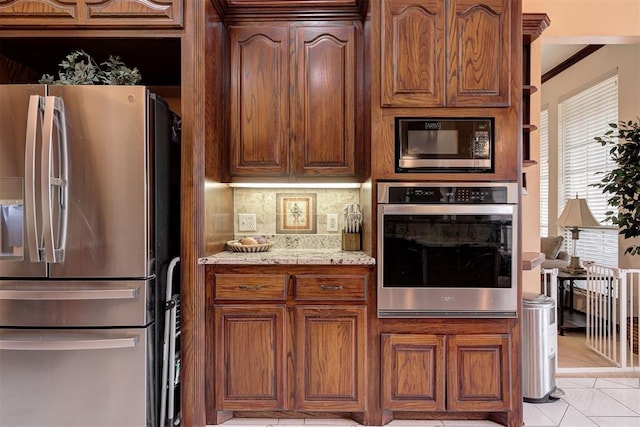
<box><xmin>378</xmin><ymin>203</ymin><xmax>517</xmax><ymax>216</ymax></box>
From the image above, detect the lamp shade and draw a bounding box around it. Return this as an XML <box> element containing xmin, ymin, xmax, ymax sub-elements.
<box><xmin>557</xmin><ymin>197</ymin><xmax>600</xmax><ymax>227</ymax></box>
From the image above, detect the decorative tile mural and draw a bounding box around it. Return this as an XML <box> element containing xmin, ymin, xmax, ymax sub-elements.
<box><xmin>276</xmin><ymin>193</ymin><xmax>317</xmax><ymax>234</ymax></box>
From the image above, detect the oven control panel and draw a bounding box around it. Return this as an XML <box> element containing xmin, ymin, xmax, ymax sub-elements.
<box><xmin>386</xmin><ymin>185</ymin><xmax>508</xmax><ymax>204</ymax></box>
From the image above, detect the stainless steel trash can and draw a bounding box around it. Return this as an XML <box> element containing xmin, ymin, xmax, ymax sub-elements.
<box><xmin>522</xmin><ymin>292</ymin><xmax>564</xmax><ymax>403</ymax></box>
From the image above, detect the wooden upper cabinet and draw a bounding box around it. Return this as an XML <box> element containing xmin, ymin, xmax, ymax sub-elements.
<box><xmin>380</xmin><ymin>0</ymin><xmax>511</xmax><ymax>107</ymax></box>
<box><xmin>0</xmin><ymin>0</ymin><xmax>184</xmax><ymax>28</ymax></box>
<box><xmin>229</xmin><ymin>24</ymin><xmax>361</xmax><ymax>181</ymax></box>
<box><xmin>447</xmin><ymin>0</ymin><xmax>511</xmax><ymax>106</ymax></box>
<box><xmin>381</xmin><ymin>0</ymin><xmax>446</xmax><ymax>107</ymax></box>
<box><xmin>293</xmin><ymin>26</ymin><xmax>357</xmax><ymax>177</ymax></box>
<box><xmin>229</xmin><ymin>25</ymin><xmax>290</xmax><ymax>177</ymax></box>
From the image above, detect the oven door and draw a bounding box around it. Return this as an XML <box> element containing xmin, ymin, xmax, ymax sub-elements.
<box><xmin>377</xmin><ymin>203</ymin><xmax>517</xmax><ymax>318</ymax></box>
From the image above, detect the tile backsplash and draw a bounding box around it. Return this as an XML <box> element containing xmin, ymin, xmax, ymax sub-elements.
<box><xmin>233</xmin><ymin>188</ymin><xmax>360</xmax><ymax>249</ymax></box>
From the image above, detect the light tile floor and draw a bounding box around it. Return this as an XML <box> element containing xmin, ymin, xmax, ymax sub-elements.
<box><xmin>212</xmin><ymin>377</ymin><xmax>640</xmax><ymax>427</ymax></box>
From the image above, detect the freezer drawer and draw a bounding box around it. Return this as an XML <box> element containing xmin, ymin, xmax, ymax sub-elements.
<box><xmin>0</xmin><ymin>279</ymin><xmax>153</xmax><ymax>327</ymax></box>
<box><xmin>0</xmin><ymin>327</ymin><xmax>155</xmax><ymax>427</ymax></box>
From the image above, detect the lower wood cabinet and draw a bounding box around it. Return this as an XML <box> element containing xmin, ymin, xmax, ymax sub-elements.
<box><xmin>294</xmin><ymin>305</ymin><xmax>366</xmax><ymax>411</ymax></box>
<box><xmin>447</xmin><ymin>334</ymin><xmax>512</xmax><ymax>412</ymax></box>
<box><xmin>214</xmin><ymin>305</ymin><xmax>286</xmax><ymax>410</ymax></box>
<box><xmin>208</xmin><ymin>266</ymin><xmax>517</xmax><ymax>425</ymax></box>
<box><xmin>382</xmin><ymin>333</ymin><xmax>511</xmax><ymax>412</ymax></box>
<box><xmin>210</xmin><ymin>266</ymin><xmax>369</xmax><ymax>415</ymax></box>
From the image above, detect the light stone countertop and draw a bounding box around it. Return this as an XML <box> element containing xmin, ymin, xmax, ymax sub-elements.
<box><xmin>199</xmin><ymin>248</ymin><xmax>375</xmax><ymax>265</ymax></box>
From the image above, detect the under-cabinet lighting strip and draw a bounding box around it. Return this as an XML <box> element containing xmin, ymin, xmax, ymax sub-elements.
<box><xmin>228</xmin><ymin>183</ymin><xmax>361</xmax><ymax>189</ymax></box>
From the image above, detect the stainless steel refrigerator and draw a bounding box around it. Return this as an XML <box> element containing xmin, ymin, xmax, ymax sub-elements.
<box><xmin>0</xmin><ymin>85</ymin><xmax>181</xmax><ymax>427</ymax></box>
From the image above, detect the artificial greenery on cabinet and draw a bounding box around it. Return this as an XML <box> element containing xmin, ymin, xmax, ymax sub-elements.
<box><xmin>39</xmin><ymin>50</ymin><xmax>141</xmax><ymax>85</ymax></box>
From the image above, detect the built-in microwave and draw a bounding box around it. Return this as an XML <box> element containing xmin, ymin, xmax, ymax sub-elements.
<box><xmin>395</xmin><ymin>117</ymin><xmax>494</xmax><ymax>172</ymax></box>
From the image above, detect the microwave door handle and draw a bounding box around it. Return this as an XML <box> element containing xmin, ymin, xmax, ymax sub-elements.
<box><xmin>24</xmin><ymin>95</ymin><xmax>44</xmax><ymax>263</ymax></box>
<box><xmin>41</xmin><ymin>96</ymin><xmax>68</xmax><ymax>264</ymax></box>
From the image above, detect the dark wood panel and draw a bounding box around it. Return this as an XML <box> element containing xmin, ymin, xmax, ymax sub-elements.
<box><xmin>215</xmin><ymin>305</ymin><xmax>286</xmax><ymax>409</ymax></box>
<box><xmin>215</xmin><ymin>273</ymin><xmax>288</xmax><ymax>300</ymax></box>
<box><xmin>0</xmin><ymin>53</ymin><xmax>38</xmax><ymax>83</ymax></box>
<box><xmin>294</xmin><ymin>305</ymin><xmax>366</xmax><ymax>411</ymax></box>
<box><xmin>294</xmin><ymin>274</ymin><xmax>367</xmax><ymax>301</ymax></box>
<box><xmin>0</xmin><ymin>0</ymin><xmax>183</xmax><ymax>27</ymax></box>
<box><xmin>294</xmin><ymin>25</ymin><xmax>357</xmax><ymax>177</ymax></box>
<box><xmin>522</xmin><ymin>12</ymin><xmax>550</xmax><ymax>44</ymax></box>
<box><xmin>381</xmin><ymin>334</ymin><xmax>446</xmax><ymax>411</ymax></box>
<box><xmin>180</xmin><ymin>1</ymin><xmax>209</xmax><ymax>426</ymax></box>
<box><xmin>447</xmin><ymin>0</ymin><xmax>511</xmax><ymax>106</ymax></box>
<box><xmin>447</xmin><ymin>334</ymin><xmax>511</xmax><ymax>412</ymax></box>
<box><xmin>84</xmin><ymin>0</ymin><xmax>183</xmax><ymax>27</ymax></box>
<box><xmin>211</xmin><ymin>0</ymin><xmax>368</xmax><ymax>21</ymax></box>
<box><xmin>380</xmin><ymin>0</ymin><xmax>445</xmax><ymax>106</ymax></box>
<box><xmin>229</xmin><ymin>25</ymin><xmax>290</xmax><ymax>177</ymax></box>
<box><xmin>0</xmin><ymin>0</ymin><xmax>77</xmax><ymax>22</ymax></box>
<box><xmin>203</xmin><ymin>12</ymin><xmax>234</xmax><ymax>254</ymax></box>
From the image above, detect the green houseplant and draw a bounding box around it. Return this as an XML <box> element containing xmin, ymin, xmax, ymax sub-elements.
<box><xmin>593</xmin><ymin>119</ymin><xmax>640</xmax><ymax>255</ymax></box>
<box><xmin>39</xmin><ymin>50</ymin><xmax>141</xmax><ymax>85</ymax></box>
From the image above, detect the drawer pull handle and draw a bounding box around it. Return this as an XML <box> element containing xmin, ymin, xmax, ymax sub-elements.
<box><xmin>238</xmin><ymin>285</ymin><xmax>262</xmax><ymax>290</ymax></box>
<box><xmin>320</xmin><ymin>285</ymin><xmax>343</xmax><ymax>291</ymax></box>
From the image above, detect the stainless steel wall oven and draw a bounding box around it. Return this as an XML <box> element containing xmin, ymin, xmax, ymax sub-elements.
<box><xmin>377</xmin><ymin>182</ymin><xmax>518</xmax><ymax>318</ymax></box>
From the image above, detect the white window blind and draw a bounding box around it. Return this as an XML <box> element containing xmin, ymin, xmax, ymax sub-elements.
<box><xmin>539</xmin><ymin>108</ymin><xmax>549</xmax><ymax>237</ymax></box>
<box><xmin>558</xmin><ymin>73</ymin><xmax>618</xmax><ymax>268</ymax></box>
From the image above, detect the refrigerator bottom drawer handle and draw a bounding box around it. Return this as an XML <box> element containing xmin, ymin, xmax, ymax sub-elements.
<box><xmin>0</xmin><ymin>336</ymin><xmax>139</xmax><ymax>351</ymax></box>
<box><xmin>0</xmin><ymin>287</ymin><xmax>139</xmax><ymax>300</ymax></box>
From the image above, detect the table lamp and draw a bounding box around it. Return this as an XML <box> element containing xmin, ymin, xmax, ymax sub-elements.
<box><xmin>557</xmin><ymin>196</ymin><xmax>600</xmax><ymax>274</ymax></box>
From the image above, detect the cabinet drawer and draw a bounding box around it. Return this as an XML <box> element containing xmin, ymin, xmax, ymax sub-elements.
<box><xmin>215</xmin><ymin>274</ymin><xmax>288</xmax><ymax>300</ymax></box>
<box><xmin>294</xmin><ymin>275</ymin><xmax>367</xmax><ymax>301</ymax></box>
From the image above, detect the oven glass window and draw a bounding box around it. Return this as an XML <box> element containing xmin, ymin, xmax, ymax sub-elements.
<box><xmin>382</xmin><ymin>213</ymin><xmax>513</xmax><ymax>288</ymax></box>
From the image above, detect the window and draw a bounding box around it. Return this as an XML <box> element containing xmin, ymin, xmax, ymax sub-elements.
<box><xmin>539</xmin><ymin>108</ymin><xmax>549</xmax><ymax>237</ymax></box>
<box><xmin>558</xmin><ymin>73</ymin><xmax>618</xmax><ymax>267</ymax></box>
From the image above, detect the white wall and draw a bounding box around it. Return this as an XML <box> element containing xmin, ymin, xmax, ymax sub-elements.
<box><xmin>541</xmin><ymin>44</ymin><xmax>640</xmax><ymax>268</ymax></box>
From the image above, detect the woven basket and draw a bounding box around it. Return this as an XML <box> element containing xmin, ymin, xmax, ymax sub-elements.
<box><xmin>226</xmin><ymin>240</ymin><xmax>274</xmax><ymax>253</ymax></box>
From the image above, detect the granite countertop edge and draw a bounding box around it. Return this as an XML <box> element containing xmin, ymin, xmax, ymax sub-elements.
<box><xmin>198</xmin><ymin>249</ymin><xmax>376</xmax><ymax>265</ymax></box>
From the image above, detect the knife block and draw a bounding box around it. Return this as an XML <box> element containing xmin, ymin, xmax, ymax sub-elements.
<box><xmin>341</xmin><ymin>231</ymin><xmax>361</xmax><ymax>251</ymax></box>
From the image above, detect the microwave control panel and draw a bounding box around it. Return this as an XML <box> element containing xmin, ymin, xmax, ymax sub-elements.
<box><xmin>473</xmin><ymin>130</ymin><xmax>490</xmax><ymax>159</ymax></box>
<box><xmin>386</xmin><ymin>186</ymin><xmax>508</xmax><ymax>204</ymax></box>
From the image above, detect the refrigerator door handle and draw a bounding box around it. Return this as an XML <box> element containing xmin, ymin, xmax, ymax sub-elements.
<box><xmin>41</xmin><ymin>96</ymin><xmax>69</xmax><ymax>264</ymax></box>
<box><xmin>24</xmin><ymin>95</ymin><xmax>45</xmax><ymax>263</ymax></box>
<box><xmin>0</xmin><ymin>286</ymin><xmax>139</xmax><ymax>300</ymax></box>
<box><xmin>0</xmin><ymin>335</ymin><xmax>139</xmax><ymax>351</ymax></box>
